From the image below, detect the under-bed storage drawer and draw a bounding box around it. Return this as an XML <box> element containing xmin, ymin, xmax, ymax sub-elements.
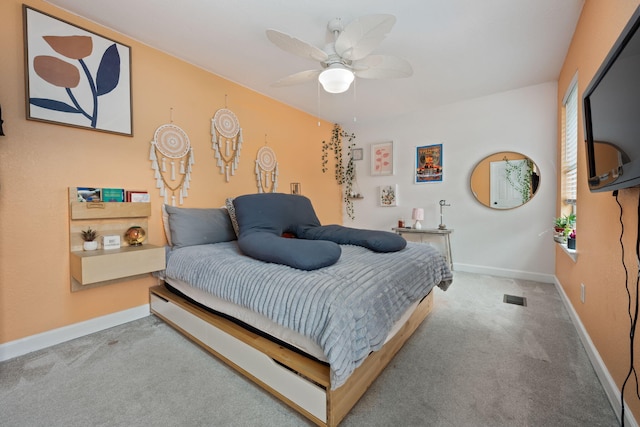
<box><xmin>149</xmin><ymin>291</ymin><xmax>327</xmax><ymax>423</ymax></box>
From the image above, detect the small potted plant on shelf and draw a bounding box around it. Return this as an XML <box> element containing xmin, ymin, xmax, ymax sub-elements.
<box><xmin>81</xmin><ymin>227</ymin><xmax>99</xmax><ymax>251</ymax></box>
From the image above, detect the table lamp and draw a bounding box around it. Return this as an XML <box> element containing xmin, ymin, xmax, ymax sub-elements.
<box><xmin>412</xmin><ymin>208</ymin><xmax>424</xmax><ymax>230</ymax></box>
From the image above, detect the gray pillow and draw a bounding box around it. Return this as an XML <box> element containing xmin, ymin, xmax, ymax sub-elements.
<box><xmin>225</xmin><ymin>197</ymin><xmax>240</xmax><ymax>236</ymax></box>
<box><xmin>164</xmin><ymin>205</ymin><xmax>236</xmax><ymax>249</ymax></box>
<box><xmin>238</xmin><ymin>231</ymin><xmax>341</xmax><ymax>271</ymax></box>
<box><xmin>296</xmin><ymin>224</ymin><xmax>407</xmax><ymax>252</ymax></box>
<box><xmin>233</xmin><ymin>193</ymin><xmax>341</xmax><ymax>270</ymax></box>
<box><xmin>233</xmin><ymin>193</ymin><xmax>322</xmax><ymax>236</ymax></box>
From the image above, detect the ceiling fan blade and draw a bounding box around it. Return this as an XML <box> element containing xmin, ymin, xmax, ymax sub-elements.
<box><xmin>335</xmin><ymin>14</ymin><xmax>396</xmax><ymax>61</ymax></box>
<box><xmin>352</xmin><ymin>55</ymin><xmax>413</xmax><ymax>79</ymax></box>
<box><xmin>271</xmin><ymin>69</ymin><xmax>322</xmax><ymax>87</ymax></box>
<box><xmin>266</xmin><ymin>29</ymin><xmax>328</xmax><ymax>63</ymax></box>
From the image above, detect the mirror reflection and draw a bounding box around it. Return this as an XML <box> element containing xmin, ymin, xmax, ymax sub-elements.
<box><xmin>470</xmin><ymin>151</ymin><xmax>540</xmax><ymax>209</ymax></box>
<box><xmin>589</xmin><ymin>140</ymin><xmax>626</xmax><ymax>188</ymax></box>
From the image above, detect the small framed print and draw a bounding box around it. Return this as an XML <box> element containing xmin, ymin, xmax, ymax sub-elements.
<box><xmin>129</xmin><ymin>192</ymin><xmax>150</xmax><ymax>203</ymax></box>
<box><xmin>351</xmin><ymin>148</ymin><xmax>364</xmax><ymax>161</ymax></box>
<box><xmin>415</xmin><ymin>143</ymin><xmax>443</xmax><ymax>184</ymax></box>
<box><xmin>379</xmin><ymin>184</ymin><xmax>398</xmax><ymax>207</ymax></box>
<box><xmin>371</xmin><ymin>141</ymin><xmax>394</xmax><ymax>176</ymax></box>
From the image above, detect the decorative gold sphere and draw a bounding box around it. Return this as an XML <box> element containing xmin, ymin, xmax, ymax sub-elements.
<box><xmin>124</xmin><ymin>226</ymin><xmax>146</xmax><ymax>246</ymax></box>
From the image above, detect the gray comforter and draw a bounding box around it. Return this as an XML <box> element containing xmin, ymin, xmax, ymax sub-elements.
<box><xmin>163</xmin><ymin>241</ymin><xmax>452</xmax><ymax>389</ymax></box>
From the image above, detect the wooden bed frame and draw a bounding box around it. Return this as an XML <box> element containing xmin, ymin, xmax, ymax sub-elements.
<box><xmin>149</xmin><ymin>284</ymin><xmax>434</xmax><ymax>426</ymax></box>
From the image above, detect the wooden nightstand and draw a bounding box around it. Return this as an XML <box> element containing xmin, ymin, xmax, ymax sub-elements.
<box><xmin>392</xmin><ymin>227</ymin><xmax>454</xmax><ymax>270</ymax></box>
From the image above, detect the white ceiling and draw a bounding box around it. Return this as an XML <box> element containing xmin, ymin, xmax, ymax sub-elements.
<box><xmin>45</xmin><ymin>0</ymin><xmax>584</xmax><ymax>125</ymax></box>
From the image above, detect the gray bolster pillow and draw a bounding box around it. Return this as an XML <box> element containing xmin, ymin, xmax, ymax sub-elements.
<box><xmin>295</xmin><ymin>224</ymin><xmax>407</xmax><ymax>252</ymax></box>
<box><xmin>238</xmin><ymin>232</ymin><xmax>341</xmax><ymax>271</ymax></box>
<box><xmin>233</xmin><ymin>193</ymin><xmax>341</xmax><ymax>270</ymax></box>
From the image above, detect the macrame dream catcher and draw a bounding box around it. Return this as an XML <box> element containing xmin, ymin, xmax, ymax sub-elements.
<box><xmin>150</xmin><ymin>124</ymin><xmax>194</xmax><ymax>206</ymax></box>
<box><xmin>211</xmin><ymin>108</ymin><xmax>242</xmax><ymax>182</ymax></box>
<box><xmin>255</xmin><ymin>145</ymin><xmax>278</xmax><ymax>193</ymax></box>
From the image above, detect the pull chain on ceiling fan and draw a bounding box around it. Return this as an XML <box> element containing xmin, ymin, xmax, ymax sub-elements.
<box><xmin>266</xmin><ymin>14</ymin><xmax>413</xmax><ymax>94</ymax></box>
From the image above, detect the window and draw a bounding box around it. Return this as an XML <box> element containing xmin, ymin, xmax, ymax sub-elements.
<box><xmin>562</xmin><ymin>78</ymin><xmax>578</xmax><ymax>212</ymax></box>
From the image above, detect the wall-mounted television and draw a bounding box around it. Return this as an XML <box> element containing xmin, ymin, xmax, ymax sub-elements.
<box><xmin>584</xmin><ymin>6</ymin><xmax>640</xmax><ymax>192</ymax></box>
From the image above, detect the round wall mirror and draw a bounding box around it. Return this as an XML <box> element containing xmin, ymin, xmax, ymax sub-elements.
<box><xmin>470</xmin><ymin>151</ymin><xmax>540</xmax><ymax>209</ymax></box>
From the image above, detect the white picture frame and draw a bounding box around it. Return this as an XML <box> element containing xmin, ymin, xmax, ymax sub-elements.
<box><xmin>371</xmin><ymin>141</ymin><xmax>394</xmax><ymax>176</ymax></box>
<box><xmin>379</xmin><ymin>184</ymin><xmax>398</xmax><ymax>207</ymax></box>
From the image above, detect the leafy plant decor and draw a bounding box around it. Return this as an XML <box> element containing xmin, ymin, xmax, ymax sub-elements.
<box><xmin>81</xmin><ymin>227</ymin><xmax>98</xmax><ymax>242</ymax></box>
<box><xmin>322</xmin><ymin>124</ymin><xmax>357</xmax><ymax>219</ymax></box>
<box><xmin>505</xmin><ymin>157</ymin><xmax>533</xmax><ymax>204</ymax></box>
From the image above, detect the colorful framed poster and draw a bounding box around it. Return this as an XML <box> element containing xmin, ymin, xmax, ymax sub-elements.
<box><xmin>23</xmin><ymin>6</ymin><xmax>133</xmax><ymax>136</ymax></box>
<box><xmin>371</xmin><ymin>141</ymin><xmax>394</xmax><ymax>176</ymax></box>
<box><xmin>379</xmin><ymin>184</ymin><xmax>398</xmax><ymax>207</ymax></box>
<box><xmin>415</xmin><ymin>144</ymin><xmax>443</xmax><ymax>183</ymax></box>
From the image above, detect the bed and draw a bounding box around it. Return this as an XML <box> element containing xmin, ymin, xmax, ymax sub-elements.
<box><xmin>150</xmin><ymin>194</ymin><xmax>453</xmax><ymax>426</ymax></box>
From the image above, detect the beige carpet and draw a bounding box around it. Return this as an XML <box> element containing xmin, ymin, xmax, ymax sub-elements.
<box><xmin>0</xmin><ymin>272</ymin><xmax>619</xmax><ymax>426</ymax></box>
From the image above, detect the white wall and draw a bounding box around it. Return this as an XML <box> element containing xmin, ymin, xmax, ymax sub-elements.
<box><xmin>347</xmin><ymin>82</ymin><xmax>558</xmax><ymax>281</ymax></box>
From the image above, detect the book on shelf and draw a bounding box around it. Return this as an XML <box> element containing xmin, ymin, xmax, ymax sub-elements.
<box><xmin>76</xmin><ymin>187</ymin><xmax>101</xmax><ymax>202</ymax></box>
<box><xmin>73</xmin><ymin>187</ymin><xmax>149</xmax><ymax>203</ymax></box>
<box><xmin>125</xmin><ymin>190</ymin><xmax>149</xmax><ymax>203</ymax></box>
<box><xmin>102</xmin><ymin>188</ymin><xmax>125</xmax><ymax>202</ymax></box>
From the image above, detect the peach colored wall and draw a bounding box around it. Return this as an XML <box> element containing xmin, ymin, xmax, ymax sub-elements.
<box><xmin>557</xmin><ymin>0</ymin><xmax>640</xmax><ymax>420</ymax></box>
<box><xmin>0</xmin><ymin>0</ymin><xmax>341</xmax><ymax>345</ymax></box>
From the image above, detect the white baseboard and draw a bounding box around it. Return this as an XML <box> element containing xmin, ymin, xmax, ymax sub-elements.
<box><xmin>554</xmin><ymin>276</ymin><xmax>637</xmax><ymax>427</ymax></box>
<box><xmin>454</xmin><ymin>263</ymin><xmax>555</xmax><ymax>284</ymax></box>
<box><xmin>0</xmin><ymin>304</ymin><xmax>149</xmax><ymax>362</ymax></box>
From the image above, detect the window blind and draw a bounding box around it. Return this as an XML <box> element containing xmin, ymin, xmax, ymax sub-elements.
<box><xmin>563</xmin><ymin>83</ymin><xmax>578</xmax><ymax>204</ymax></box>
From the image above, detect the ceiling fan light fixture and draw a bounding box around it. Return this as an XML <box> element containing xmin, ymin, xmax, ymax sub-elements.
<box><xmin>318</xmin><ymin>66</ymin><xmax>354</xmax><ymax>94</ymax></box>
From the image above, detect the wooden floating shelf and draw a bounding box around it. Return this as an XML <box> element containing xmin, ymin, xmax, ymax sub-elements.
<box><xmin>68</xmin><ymin>187</ymin><xmax>162</xmax><ymax>292</ymax></box>
<box><xmin>69</xmin><ymin>201</ymin><xmax>151</xmax><ymax>220</ymax></box>
<box><xmin>70</xmin><ymin>244</ymin><xmax>165</xmax><ymax>287</ymax></box>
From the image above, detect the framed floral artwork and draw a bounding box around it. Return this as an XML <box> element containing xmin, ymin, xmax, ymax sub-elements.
<box><xmin>23</xmin><ymin>6</ymin><xmax>133</xmax><ymax>136</ymax></box>
<box><xmin>371</xmin><ymin>141</ymin><xmax>394</xmax><ymax>176</ymax></box>
<box><xmin>379</xmin><ymin>184</ymin><xmax>398</xmax><ymax>207</ymax></box>
<box><xmin>415</xmin><ymin>144</ymin><xmax>443</xmax><ymax>184</ymax></box>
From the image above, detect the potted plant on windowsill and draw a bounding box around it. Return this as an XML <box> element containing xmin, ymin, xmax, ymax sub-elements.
<box><xmin>553</xmin><ymin>216</ymin><xmax>568</xmax><ymax>242</ymax></box>
<box><xmin>553</xmin><ymin>213</ymin><xmax>576</xmax><ymax>243</ymax></box>
<box><xmin>567</xmin><ymin>229</ymin><xmax>576</xmax><ymax>250</ymax></box>
<box><xmin>81</xmin><ymin>227</ymin><xmax>99</xmax><ymax>251</ymax></box>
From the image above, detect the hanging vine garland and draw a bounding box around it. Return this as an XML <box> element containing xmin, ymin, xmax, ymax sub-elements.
<box><xmin>321</xmin><ymin>123</ymin><xmax>357</xmax><ymax>220</ymax></box>
<box><xmin>504</xmin><ymin>157</ymin><xmax>533</xmax><ymax>204</ymax></box>
<box><xmin>255</xmin><ymin>145</ymin><xmax>278</xmax><ymax>193</ymax></box>
<box><xmin>211</xmin><ymin>108</ymin><xmax>242</xmax><ymax>182</ymax></box>
<box><xmin>149</xmin><ymin>123</ymin><xmax>194</xmax><ymax>206</ymax></box>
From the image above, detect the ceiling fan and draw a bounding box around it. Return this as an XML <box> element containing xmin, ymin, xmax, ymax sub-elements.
<box><xmin>266</xmin><ymin>14</ymin><xmax>413</xmax><ymax>94</ymax></box>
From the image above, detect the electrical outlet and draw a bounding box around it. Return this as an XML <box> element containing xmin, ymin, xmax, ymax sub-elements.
<box><xmin>580</xmin><ymin>283</ymin><xmax>586</xmax><ymax>303</ymax></box>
